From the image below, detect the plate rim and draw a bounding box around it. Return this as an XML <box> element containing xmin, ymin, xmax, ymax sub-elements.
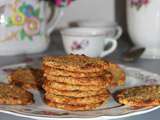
<box><xmin>0</xmin><ymin>63</ymin><xmax>159</xmax><ymax>120</ymax></box>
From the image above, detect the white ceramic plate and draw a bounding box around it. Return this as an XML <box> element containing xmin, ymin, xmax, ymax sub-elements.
<box><xmin>0</xmin><ymin>63</ymin><xmax>160</xmax><ymax>120</ymax></box>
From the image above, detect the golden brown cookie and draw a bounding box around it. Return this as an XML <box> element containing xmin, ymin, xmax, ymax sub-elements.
<box><xmin>43</xmin><ymin>54</ymin><xmax>109</xmax><ymax>73</ymax></box>
<box><xmin>43</xmin><ymin>80</ymin><xmax>107</xmax><ymax>91</ymax></box>
<box><xmin>114</xmin><ymin>85</ymin><xmax>160</xmax><ymax>107</ymax></box>
<box><xmin>43</xmin><ymin>66</ymin><xmax>107</xmax><ymax>78</ymax></box>
<box><xmin>0</xmin><ymin>84</ymin><xmax>34</xmax><ymax>105</ymax></box>
<box><xmin>45</xmin><ymin>99</ymin><xmax>104</xmax><ymax>111</ymax></box>
<box><xmin>44</xmin><ymin>92</ymin><xmax>109</xmax><ymax>105</ymax></box>
<box><xmin>44</xmin><ymin>72</ymin><xmax>112</xmax><ymax>86</ymax></box>
<box><xmin>108</xmin><ymin>62</ymin><xmax>125</xmax><ymax>88</ymax></box>
<box><xmin>9</xmin><ymin>68</ymin><xmax>43</xmax><ymax>89</ymax></box>
<box><xmin>44</xmin><ymin>89</ymin><xmax>107</xmax><ymax>97</ymax></box>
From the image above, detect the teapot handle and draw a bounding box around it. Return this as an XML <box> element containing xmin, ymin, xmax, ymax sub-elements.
<box><xmin>47</xmin><ymin>7</ymin><xmax>64</xmax><ymax>35</ymax></box>
<box><xmin>40</xmin><ymin>1</ymin><xmax>64</xmax><ymax>35</ymax></box>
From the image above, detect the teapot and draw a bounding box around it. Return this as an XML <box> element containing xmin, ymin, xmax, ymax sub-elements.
<box><xmin>0</xmin><ymin>0</ymin><xmax>65</xmax><ymax>55</ymax></box>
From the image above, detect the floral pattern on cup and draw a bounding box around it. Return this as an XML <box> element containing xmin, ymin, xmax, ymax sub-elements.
<box><xmin>71</xmin><ymin>40</ymin><xmax>89</xmax><ymax>51</ymax></box>
<box><xmin>130</xmin><ymin>0</ymin><xmax>149</xmax><ymax>10</ymax></box>
<box><xmin>6</xmin><ymin>0</ymin><xmax>43</xmax><ymax>40</ymax></box>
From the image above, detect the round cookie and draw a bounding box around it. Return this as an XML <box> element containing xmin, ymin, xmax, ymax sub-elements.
<box><xmin>44</xmin><ymin>72</ymin><xmax>112</xmax><ymax>86</ymax></box>
<box><xmin>44</xmin><ymin>89</ymin><xmax>107</xmax><ymax>97</ymax></box>
<box><xmin>43</xmin><ymin>66</ymin><xmax>107</xmax><ymax>78</ymax></box>
<box><xmin>0</xmin><ymin>84</ymin><xmax>34</xmax><ymax>105</ymax></box>
<box><xmin>44</xmin><ymin>92</ymin><xmax>110</xmax><ymax>105</ymax></box>
<box><xmin>45</xmin><ymin>99</ymin><xmax>104</xmax><ymax>111</ymax></box>
<box><xmin>43</xmin><ymin>54</ymin><xmax>109</xmax><ymax>73</ymax></box>
<box><xmin>9</xmin><ymin>68</ymin><xmax>43</xmax><ymax>89</ymax></box>
<box><xmin>43</xmin><ymin>80</ymin><xmax>107</xmax><ymax>91</ymax></box>
<box><xmin>114</xmin><ymin>85</ymin><xmax>160</xmax><ymax>107</ymax></box>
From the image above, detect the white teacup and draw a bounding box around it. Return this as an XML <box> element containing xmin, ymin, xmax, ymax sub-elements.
<box><xmin>78</xmin><ymin>20</ymin><xmax>122</xmax><ymax>40</ymax></box>
<box><xmin>61</xmin><ymin>27</ymin><xmax>118</xmax><ymax>57</ymax></box>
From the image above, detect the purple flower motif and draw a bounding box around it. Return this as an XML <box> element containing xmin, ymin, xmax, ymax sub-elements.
<box><xmin>145</xmin><ymin>79</ymin><xmax>158</xmax><ymax>85</ymax></box>
<box><xmin>71</xmin><ymin>41</ymin><xmax>81</xmax><ymax>50</ymax></box>
<box><xmin>71</xmin><ymin>40</ymin><xmax>89</xmax><ymax>51</ymax></box>
<box><xmin>22</xmin><ymin>57</ymin><xmax>34</xmax><ymax>63</ymax></box>
<box><xmin>2</xmin><ymin>68</ymin><xmax>15</xmax><ymax>73</ymax></box>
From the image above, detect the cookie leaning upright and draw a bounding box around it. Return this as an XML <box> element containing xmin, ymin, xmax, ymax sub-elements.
<box><xmin>42</xmin><ymin>54</ymin><xmax>112</xmax><ymax>111</ymax></box>
<box><xmin>108</xmin><ymin>62</ymin><xmax>125</xmax><ymax>89</ymax></box>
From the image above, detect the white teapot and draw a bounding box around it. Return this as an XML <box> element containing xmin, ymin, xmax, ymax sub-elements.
<box><xmin>127</xmin><ymin>0</ymin><xmax>160</xmax><ymax>59</ymax></box>
<box><xmin>0</xmin><ymin>0</ymin><xmax>64</xmax><ymax>55</ymax></box>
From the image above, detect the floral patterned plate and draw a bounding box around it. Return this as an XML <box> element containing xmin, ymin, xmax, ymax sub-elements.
<box><xmin>0</xmin><ymin>63</ymin><xmax>160</xmax><ymax>120</ymax></box>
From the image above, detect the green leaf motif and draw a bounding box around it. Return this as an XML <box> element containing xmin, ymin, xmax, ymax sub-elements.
<box><xmin>20</xmin><ymin>29</ymin><xmax>26</xmax><ymax>40</ymax></box>
<box><xmin>38</xmin><ymin>32</ymin><xmax>43</xmax><ymax>36</ymax></box>
<box><xmin>40</xmin><ymin>17</ymin><xmax>44</xmax><ymax>22</ymax></box>
<box><xmin>6</xmin><ymin>17</ymin><xmax>13</xmax><ymax>27</ymax></box>
<box><xmin>19</xmin><ymin>2</ymin><xmax>27</xmax><ymax>13</ymax></box>
<box><xmin>27</xmin><ymin>36</ymin><xmax>32</xmax><ymax>41</ymax></box>
<box><xmin>34</xmin><ymin>8</ymin><xmax>40</xmax><ymax>17</ymax></box>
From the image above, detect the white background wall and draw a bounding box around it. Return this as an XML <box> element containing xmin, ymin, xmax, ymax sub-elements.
<box><xmin>57</xmin><ymin>0</ymin><xmax>115</xmax><ymax>28</ymax></box>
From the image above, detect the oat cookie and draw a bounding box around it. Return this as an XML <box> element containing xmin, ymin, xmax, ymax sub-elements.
<box><xmin>43</xmin><ymin>66</ymin><xmax>107</xmax><ymax>78</ymax></box>
<box><xmin>43</xmin><ymin>54</ymin><xmax>109</xmax><ymax>73</ymax></box>
<box><xmin>114</xmin><ymin>85</ymin><xmax>160</xmax><ymax>107</ymax></box>
<box><xmin>9</xmin><ymin>68</ymin><xmax>43</xmax><ymax>89</ymax></box>
<box><xmin>108</xmin><ymin>62</ymin><xmax>125</xmax><ymax>88</ymax></box>
<box><xmin>43</xmin><ymin>80</ymin><xmax>107</xmax><ymax>91</ymax></box>
<box><xmin>45</xmin><ymin>99</ymin><xmax>104</xmax><ymax>111</ymax></box>
<box><xmin>45</xmin><ymin>92</ymin><xmax>109</xmax><ymax>105</ymax></box>
<box><xmin>44</xmin><ymin>89</ymin><xmax>107</xmax><ymax>97</ymax></box>
<box><xmin>44</xmin><ymin>72</ymin><xmax>112</xmax><ymax>86</ymax></box>
<box><xmin>0</xmin><ymin>84</ymin><xmax>34</xmax><ymax>105</ymax></box>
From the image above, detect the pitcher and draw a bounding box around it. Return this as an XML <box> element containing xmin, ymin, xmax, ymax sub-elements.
<box><xmin>127</xmin><ymin>0</ymin><xmax>160</xmax><ymax>59</ymax></box>
<box><xmin>0</xmin><ymin>0</ymin><xmax>65</xmax><ymax>55</ymax></box>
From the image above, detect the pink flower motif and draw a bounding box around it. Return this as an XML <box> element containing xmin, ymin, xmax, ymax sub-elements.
<box><xmin>55</xmin><ymin>0</ymin><xmax>73</xmax><ymax>7</ymax></box>
<box><xmin>71</xmin><ymin>40</ymin><xmax>89</xmax><ymax>51</ymax></box>
<box><xmin>55</xmin><ymin>0</ymin><xmax>62</xmax><ymax>6</ymax></box>
<box><xmin>71</xmin><ymin>41</ymin><xmax>81</xmax><ymax>50</ymax></box>
<box><xmin>24</xmin><ymin>17</ymin><xmax>40</xmax><ymax>36</ymax></box>
<box><xmin>130</xmin><ymin>0</ymin><xmax>149</xmax><ymax>9</ymax></box>
<box><xmin>142</xmin><ymin>0</ymin><xmax>149</xmax><ymax>4</ymax></box>
<box><xmin>67</xmin><ymin>0</ymin><xmax>72</xmax><ymax>5</ymax></box>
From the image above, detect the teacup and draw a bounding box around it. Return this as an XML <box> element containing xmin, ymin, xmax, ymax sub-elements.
<box><xmin>61</xmin><ymin>27</ymin><xmax>118</xmax><ymax>57</ymax></box>
<box><xmin>78</xmin><ymin>20</ymin><xmax>122</xmax><ymax>40</ymax></box>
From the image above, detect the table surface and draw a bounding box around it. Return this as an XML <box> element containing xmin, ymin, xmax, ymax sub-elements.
<box><xmin>0</xmin><ymin>33</ymin><xmax>160</xmax><ymax>120</ymax></box>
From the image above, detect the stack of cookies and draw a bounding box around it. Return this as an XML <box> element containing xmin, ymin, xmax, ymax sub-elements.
<box><xmin>42</xmin><ymin>54</ymin><xmax>113</xmax><ymax>111</ymax></box>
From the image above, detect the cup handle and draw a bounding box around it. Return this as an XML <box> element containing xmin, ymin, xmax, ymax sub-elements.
<box><xmin>112</xmin><ymin>26</ymin><xmax>123</xmax><ymax>40</ymax></box>
<box><xmin>100</xmin><ymin>38</ymin><xmax>118</xmax><ymax>57</ymax></box>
